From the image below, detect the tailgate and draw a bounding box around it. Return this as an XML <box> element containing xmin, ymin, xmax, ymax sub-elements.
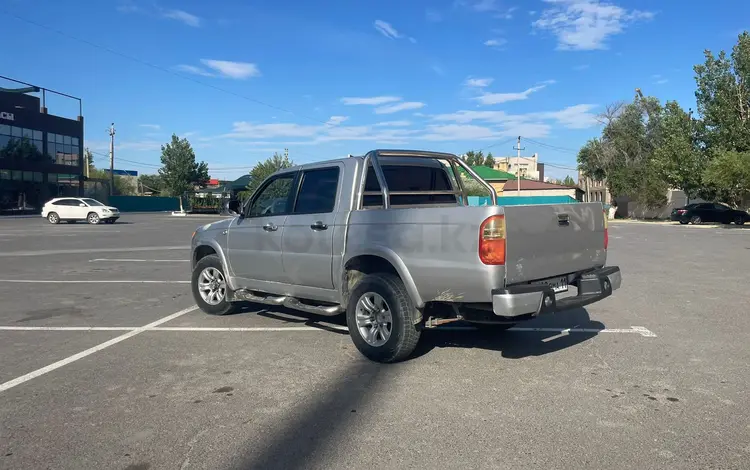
<box><xmin>502</xmin><ymin>203</ymin><xmax>607</xmax><ymax>285</ymax></box>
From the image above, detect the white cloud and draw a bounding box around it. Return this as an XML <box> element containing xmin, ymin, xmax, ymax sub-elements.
<box><xmin>162</xmin><ymin>9</ymin><xmax>201</xmax><ymax>27</ymax></box>
<box><xmin>426</xmin><ymin>9</ymin><xmax>442</xmax><ymax>22</ymax></box>
<box><xmin>497</xmin><ymin>6</ymin><xmax>518</xmax><ymax>19</ymax></box>
<box><xmin>484</xmin><ymin>38</ymin><xmax>508</xmax><ymax>48</ymax></box>
<box><xmin>465</xmin><ymin>77</ymin><xmax>494</xmax><ymax>88</ymax></box>
<box><xmin>431</xmin><ymin>104</ymin><xmax>598</xmax><ymax>131</ymax></box>
<box><xmin>139</xmin><ymin>124</ymin><xmax>161</xmax><ymax>130</ymax></box>
<box><xmin>473</xmin><ymin>84</ymin><xmax>548</xmax><ymax>105</ymax></box>
<box><xmin>464</xmin><ymin>0</ymin><xmax>500</xmax><ymax>12</ymax></box>
<box><xmin>200</xmin><ymin>59</ymin><xmax>261</xmax><ymax>79</ymax></box>
<box><xmin>374</xmin><ymin>20</ymin><xmax>400</xmax><ymax>39</ymax></box>
<box><xmin>326</xmin><ymin>116</ymin><xmax>349</xmax><ymax>125</ymax></box>
<box><xmin>533</xmin><ymin>0</ymin><xmax>654</xmax><ymax>51</ymax></box>
<box><xmin>175</xmin><ymin>64</ymin><xmax>215</xmax><ymax>77</ymax></box>
<box><xmin>419</xmin><ymin>124</ymin><xmax>498</xmax><ymax>141</ymax></box>
<box><xmin>374</xmin><ymin>120</ymin><xmax>412</xmax><ymax>127</ymax></box>
<box><xmin>341</xmin><ymin>96</ymin><xmax>402</xmax><ymax>106</ymax></box>
<box><xmin>374</xmin><ymin>102</ymin><xmax>426</xmax><ymax>114</ymax></box>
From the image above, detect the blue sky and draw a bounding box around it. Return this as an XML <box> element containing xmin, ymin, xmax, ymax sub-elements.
<box><xmin>2</xmin><ymin>0</ymin><xmax>749</xmax><ymax>181</ymax></box>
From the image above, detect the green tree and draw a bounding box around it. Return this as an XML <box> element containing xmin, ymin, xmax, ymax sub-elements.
<box><xmin>703</xmin><ymin>150</ymin><xmax>750</xmax><ymax>206</ymax></box>
<box><xmin>158</xmin><ymin>134</ymin><xmax>209</xmax><ymax>197</ymax></box>
<box><xmin>577</xmin><ymin>96</ymin><xmax>668</xmax><ymax>209</ymax></box>
<box><xmin>462</xmin><ymin>150</ymin><xmax>488</xmax><ymax>166</ymax></box>
<box><xmin>693</xmin><ymin>31</ymin><xmax>750</xmax><ymax>152</ymax></box>
<box><xmin>652</xmin><ymin>101</ymin><xmax>705</xmax><ymax>202</ymax></box>
<box><xmin>243</xmin><ymin>152</ymin><xmax>294</xmax><ymax>198</ymax></box>
<box><xmin>561</xmin><ymin>175</ymin><xmax>576</xmax><ymax>186</ymax></box>
<box><xmin>138</xmin><ymin>174</ymin><xmax>164</xmax><ymax>194</ymax></box>
<box><xmin>84</xmin><ymin>148</ymin><xmax>95</xmax><ymax>175</ymax></box>
<box><xmin>483</xmin><ymin>151</ymin><xmax>495</xmax><ymax>168</ymax></box>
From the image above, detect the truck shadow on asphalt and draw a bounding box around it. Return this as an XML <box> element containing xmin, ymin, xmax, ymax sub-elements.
<box><xmin>244</xmin><ymin>305</ymin><xmax>603</xmax><ymax>360</ymax></box>
<box><xmin>412</xmin><ymin>308</ymin><xmax>604</xmax><ymax>359</ymax></box>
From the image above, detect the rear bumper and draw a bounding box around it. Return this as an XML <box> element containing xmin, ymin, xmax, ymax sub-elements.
<box><xmin>492</xmin><ymin>266</ymin><xmax>621</xmax><ymax>318</ymax></box>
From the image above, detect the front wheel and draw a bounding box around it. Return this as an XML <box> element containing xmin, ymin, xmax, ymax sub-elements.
<box><xmin>346</xmin><ymin>273</ymin><xmax>421</xmax><ymax>363</ymax></box>
<box><xmin>690</xmin><ymin>216</ymin><xmax>701</xmax><ymax>225</ymax></box>
<box><xmin>87</xmin><ymin>212</ymin><xmax>100</xmax><ymax>225</ymax></box>
<box><xmin>191</xmin><ymin>254</ymin><xmax>237</xmax><ymax>316</ymax></box>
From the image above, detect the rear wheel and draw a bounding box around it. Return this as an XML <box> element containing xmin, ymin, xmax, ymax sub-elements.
<box><xmin>87</xmin><ymin>212</ymin><xmax>100</xmax><ymax>225</ymax></box>
<box><xmin>47</xmin><ymin>212</ymin><xmax>60</xmax><ymax>224</ymax></box>
<box><xmin>679</xmin><ymin>220</ymin><xmax>689</xmax><ymax>225</ymax></box>
<box><xmin>346</xmin><ymin>273</ymin><xmax>421</xmax><ymax>363</ymax></box>
<box><xmin>191</xmin><ymin>254</ymin><xmax>237</xmax><ymax>316</ymax></box>
<box><xmin>735</xmin><ymin>216</ymin><xmax>745</xmax><ymax>226</ymax></box>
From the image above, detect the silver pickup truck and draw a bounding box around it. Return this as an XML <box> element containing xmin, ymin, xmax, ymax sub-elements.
<box><xmin>190</xmin><ymin>149</ymin><xmax>621</xmax><ymax>363</ymax></box>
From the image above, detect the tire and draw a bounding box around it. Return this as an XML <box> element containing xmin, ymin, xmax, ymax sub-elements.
<box><xmin>47</xmin><ymin>212</ymin><xmax>60</xmax><ymax>224</ymax></box>
<box><xmin>191</xmin><ymin>254</ymin><xmax>237</xmax><ymax>316</ymax></box>
<box><xmin>679</xmin><ymin>220</ymin><xmax>689</xmax><ymax>225</ymax></box>
<box><xmin>735</xmin><ymin>216</ymin><xmax>745</xmax><ymax>226</ymax></box>
<box><xmin>690</xmin><ymin>216</ymin><xmax>701</xmax><ymax>225</ymax></box>
<box><xmin>87</xmin><ymin>212</ymin><xmax>100</xmax><ymax>225</ymax></box>
<box><xmin>346</xmin><ymin>273</ymin><xmax>421</xmax><ymax>363</ymax></box>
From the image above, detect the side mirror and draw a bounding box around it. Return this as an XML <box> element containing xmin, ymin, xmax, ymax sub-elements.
<box><xmin>79</xmin><ymin>203</ymin><xmax>86</xmax><ymax>207</ymax></box>
<box><xmin>227</xmin><ymin>200</ymin><xmax>242</xmax><ymax>216</ymax></box>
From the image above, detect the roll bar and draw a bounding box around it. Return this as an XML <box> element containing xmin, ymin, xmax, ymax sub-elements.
<box><xmin>356</xmin><ymin>149</ymin><xmax>498</xmax><ymax>209</ymax></box>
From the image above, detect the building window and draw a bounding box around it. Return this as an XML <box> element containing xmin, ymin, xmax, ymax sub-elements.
<box><xmin>0</xmin><ymin>125</ymin><xmax>49</xmax><ymax>162</ymax></box>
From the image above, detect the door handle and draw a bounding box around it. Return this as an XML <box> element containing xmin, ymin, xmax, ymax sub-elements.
<box><xmin>262</xmin><ymin>223</ymin><xmax>278</xmax><ymax>232</ymax></box>
<box><xmin>310</xmin><ymin>221</ymin><xmax>328</xmax><ymax>231</ymax></box>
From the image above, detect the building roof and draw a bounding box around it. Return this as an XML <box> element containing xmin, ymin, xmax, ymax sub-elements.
<box><xmin>502</xmin><ymin>179</ymin><xmax>577</xmax><ymax>191</ymax></box>
<box><xmin>460</xmin><ymin>166</ymin><xmax>517</xmax><ymax>181</ymax></box>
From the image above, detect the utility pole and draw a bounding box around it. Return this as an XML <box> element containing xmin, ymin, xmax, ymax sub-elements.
<box><xmin>108</xmin><ymin>123</ymin><xmax>115</xmax><ymax>196</ymax></box>
<box><xmin>513</xmin><ymin>136</ymin><xmax>525</xmax><ymax>196</ymax></box>
<box><xmin>83</xmin><ymin>147</ymin><xmax>90</xmax><ymax>178</ymax></box>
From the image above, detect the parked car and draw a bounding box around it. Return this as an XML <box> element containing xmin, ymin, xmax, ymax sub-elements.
<box><xmin>190</xmin><ymin>149</ymin><xmax>621</xmax><ymax>363</ymax></box>
<box><xmin>42</xmin><ymin>197</ymin><xmax>120</xmax><ymax>225</ymax></box>
<box><xmin>670</xmin><ymin>202</ymin><xmax>748</xmax><ymax>225</ymax></box>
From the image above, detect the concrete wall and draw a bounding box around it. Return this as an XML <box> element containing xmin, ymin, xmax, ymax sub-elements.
<box><xmin>468</xmin><ymin>195</ymin><xmax>579</xmax><ymax>206</ymax></box>
<box><xmin>624</xmin><ymin>190</ymin><xmax>706</xmax><ymax>219</ymax></box>
<box><xmin>501</xmin><ymin>188</ymin><xmax>577</xmax><ymax>198</ymax></box>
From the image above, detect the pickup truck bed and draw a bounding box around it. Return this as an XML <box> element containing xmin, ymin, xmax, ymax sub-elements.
<box><xmin>190</xmin><ymin>149</ymin><xmax>621</xmax><ymax>363</ymax></box>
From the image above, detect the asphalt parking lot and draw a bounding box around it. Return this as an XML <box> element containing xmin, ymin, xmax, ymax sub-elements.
<box><xmin>0</xmin><ymin>214</ymin><xmax>748</xmax><ymax>470</ymax></box>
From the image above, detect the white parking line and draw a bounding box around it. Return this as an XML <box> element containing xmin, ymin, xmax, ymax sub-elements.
<box><xmin>0</xmin><ymin>280</ymin><xmax>189</xmax><ymax>284</ymax></box>
<box><xmin>0</xmin><ymin>306</ymin><xmax>197</xmax><ymax>393</ymax></box>
<box><xmin>0</xmin><ymin>325</ymin><xmax>657</xmax><ymax>336</ymax></box>
<box><xmin>0</xmin><ymin>246</ymin><xmax>190</xmax><ymax>257</ymax></box>
<box><xmin>89</xmin><ymin>258</ymin><xmax>190</xmax><ymax>263</ymax></box>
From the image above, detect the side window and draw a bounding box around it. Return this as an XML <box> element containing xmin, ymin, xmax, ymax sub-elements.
<box><xmin>363</xmin><ymin>165</ymin><xmax>456</xmax><ymax>207</ymax></box>
<box><xmin>54</xmin><ymin>199</ymin><xmax>76</xmax><ymax>206</ymax></box>
<box><xmin>713</xmin><ymin>203</ymin><xmax>728</xmax><ymax>211</ymax></box>
<box><xmin>247</xmin><ymin>174</ymin><xmax>295</xmax><ymax>217</ymax></box>
<box><xmin>293</xmin><ymin>167</ymin><xmax>340</xmax><ymax>214</ymax></box>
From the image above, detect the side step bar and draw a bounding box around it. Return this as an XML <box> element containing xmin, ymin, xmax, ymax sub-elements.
<box><xmin>232</xmin><ymin>289</ymin><xmax>343</xmax><ymax>317</ymax></box>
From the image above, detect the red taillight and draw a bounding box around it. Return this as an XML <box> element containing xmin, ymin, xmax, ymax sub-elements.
<box><xmin>677</xmin><ymin>209</ymin><xmax>687</xmax><ymax>215</ymax></box>
<box><xmin>603</xmin><ymin>210</ymin><xmax>609</xmax><ymax>250</ymax></box>
<box><xmin>479</xmin><ymin>215</ymin><xmax>506</xmax><ymax>265</ymax></box>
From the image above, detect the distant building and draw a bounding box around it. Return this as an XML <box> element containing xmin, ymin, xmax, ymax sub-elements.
<box><xmin>495</xmin><ymin>153</ymin><xmax>541</xmax><ymax>181</ymax></box>
<box><xmin>577</xmin><ymin>170</ymin><xmax>611</xmax><ymax>204</ymax></box>
<box><xmin>461</xmin><ymin>166</ymin><xmax>517</xmax><ymax>194</ymax></box>
<box><xmin>1</xmin><ymin>77</ymin><xmax>84</xmax><ymax>214</ymax></box>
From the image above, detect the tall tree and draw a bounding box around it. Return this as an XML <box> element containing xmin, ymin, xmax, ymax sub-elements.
<box><xmin>693</xmin><ymin>31</ymin><xmax>750</xmax><ymax>152</ymax></box>
<box><xmin>158</xmin><ymin>134</ymin><xmax>209</xmax><ymax>197</ymax></box>
<box><xmin>244</xmin><ymin>151</ymin><xmax>294</xmax><ymax>197</ymax></box>
<box><xmin>702</xmin><ymin>150</ymin><xmax>750</xmax><ymax>206</ymax></box>
<box><xmin>652</xmin><ymin>101</ymin><xmax>705</xmax><ymax>202</ymax></box>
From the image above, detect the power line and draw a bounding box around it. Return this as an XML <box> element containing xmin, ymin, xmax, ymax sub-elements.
<box><xmin>0</xmin><ymin>9</ymin><xmax>360</xmax><ymax>133</ymax></box>
<box><xmin>522</xmin><ymin>137</ymin><xmax>578</xmax><ymax>154</ymax></box>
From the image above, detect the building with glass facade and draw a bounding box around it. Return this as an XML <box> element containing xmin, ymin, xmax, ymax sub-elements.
<box><xmin>0</xmin><ymin>78</ymin><xmax>84</xmax><ymax>214</ymax></box>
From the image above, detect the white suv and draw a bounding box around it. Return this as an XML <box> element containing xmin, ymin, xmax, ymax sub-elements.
<box><xmin>41</xmin><ymin>197</ymin><xmax>120</xmax><ymax>225</ymax></box>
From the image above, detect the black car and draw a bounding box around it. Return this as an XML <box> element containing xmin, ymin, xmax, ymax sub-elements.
<box><xmin>670</xmin><ymin>202</ymin><xmax>749</xmax><ymax>225</ymax></box>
